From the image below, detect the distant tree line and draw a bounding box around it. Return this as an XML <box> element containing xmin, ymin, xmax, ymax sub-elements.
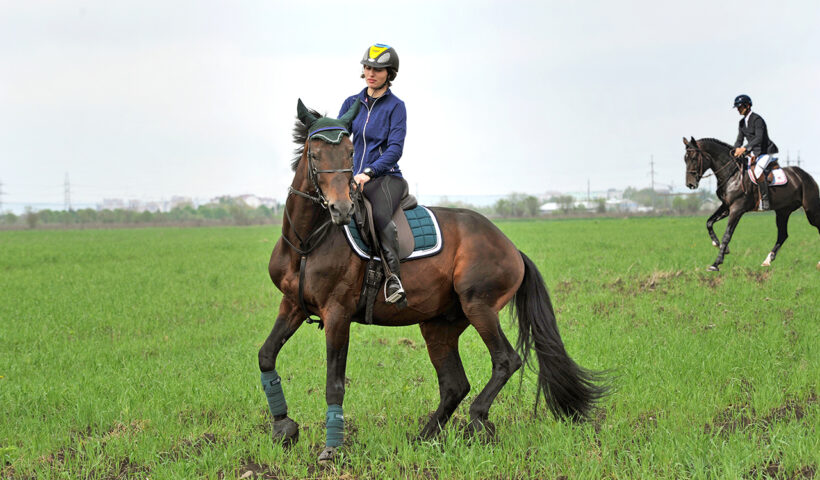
<box><xmin>2</xmin><ymin>188</ymin><xmax>718</xmax><ymax>228</ymax></box>
<box><xmin>436</xmin><ymin>189</ymin><xmax>714</xmax><ymax>219</ymax></box>
<box><xmin>1</xmin><ymin>197</ymin><xmax>281</xmax><ymax>229</ymax></box>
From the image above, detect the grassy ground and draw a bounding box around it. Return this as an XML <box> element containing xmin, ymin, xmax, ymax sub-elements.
<box><xmin>1</xmin><ymin>214</ymin><xmax>817</xmax><ymax>479</ymax></box>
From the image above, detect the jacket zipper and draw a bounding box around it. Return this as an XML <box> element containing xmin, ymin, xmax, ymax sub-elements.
<box><xmin>357</xmin><ymin>96</ymin><xmax>380</xmax><ymax>175</ymax></box>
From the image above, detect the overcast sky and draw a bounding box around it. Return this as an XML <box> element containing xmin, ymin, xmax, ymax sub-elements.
<box><xmin>1</xmin><ymin>0</ymin><xmax>819</xmax><ymax>211</ymax></box>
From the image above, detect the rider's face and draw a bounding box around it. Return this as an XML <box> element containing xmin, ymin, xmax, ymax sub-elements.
<box><xmin>736</xmin><ymin>104</ymin><xmax>750</xmax><ymax>116</ymax></box>
<box><xmin>363</xmin><ymin>65</ymin><xmax>388</xmax><ymax>90</ymax></box>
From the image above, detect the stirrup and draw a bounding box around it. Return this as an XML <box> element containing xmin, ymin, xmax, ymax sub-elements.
<box><xmin>384</xmin><ymin>274</ymin><xmax>406</xmax><ymax>304</ymax></box>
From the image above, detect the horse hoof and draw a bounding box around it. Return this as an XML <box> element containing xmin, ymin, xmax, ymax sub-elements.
<box><xmin>317</xmin><ymin>446</ymin><xmax>338</xmax><ymax>464</ymax></box>
<box><xmin>272</xmin><ymin>417</ymin><xmax>299</xmax><ymax>448</ymax></box>
<box><xmin>464</xmin><ymin>419</ymin><xmax>496</xmax><ymax>443</ymax></box>
<box><xmin>816</xmin><ymin>261</ymin><xmax>820</xmax><ymax>270</ymax></box>
<box><xmin>712</xmin><ymin>241</ymin><xmax>719</xmax><ymax>248</ymax></box>
<box><xmin>706</xmin><ymin>265</ymin><xmax>719</xmax><ymax>272</ymax></box>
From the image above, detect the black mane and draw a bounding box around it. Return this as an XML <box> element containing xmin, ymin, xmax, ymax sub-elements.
<box><xmin>698</xmin><ymin>137</ymin><xmax>732</xmax><ymax>150</ymax></box>
<box><xmin>290</xmin><ymin>108</ymin><xmax>323</xmax><ymax>172</ymax></box>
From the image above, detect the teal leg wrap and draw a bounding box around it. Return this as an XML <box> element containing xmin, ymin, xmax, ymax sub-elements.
<box><xmin>325</xmin><ymin>404</ymin><xmax>344</xmax><ymax>447</ymax></box>
<box><xmin>261</xmin><ymin>370</ymin><xmax>287</xmax><ymax>417</ymax></box>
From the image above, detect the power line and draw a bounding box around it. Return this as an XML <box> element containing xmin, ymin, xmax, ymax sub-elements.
<box><xmin>64</xmin><ymin>172</ymin><xmax>72</xmax><ymax>211</ymax></box>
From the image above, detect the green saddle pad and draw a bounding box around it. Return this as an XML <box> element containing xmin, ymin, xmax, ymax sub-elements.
<box><xmin>343</xmin><ymin>206</ymin><xmax>442</xmax><ymax>260</ymax></box>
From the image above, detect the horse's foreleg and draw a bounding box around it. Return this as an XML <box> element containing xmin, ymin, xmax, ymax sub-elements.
<box><xmin>461</xmin><ymin>302</ymin><xmax>522</xmax><ymax>437</ymax></box>
<box><xmin>417</xmin><ymin>317</ymin><xmax>470</xmax><ymax>440</ymax></box>
<box><xmin>763</xmin><ymin>209</ymin><xmax>792</xmax><ymax>266</ymax></box>
<box><xmin>709</xmin><ymin>208</ymin><xmax>745</xmax><ymax>271</ymax></box>
<box><xmin>317</xmin><ymin>313</ymin><xmax>351</xmax><ymax>464</ymax></box>
<box><xmin>259</xmin><ymin>298</ymin><xmax>305</xmax><ymax>447</ymax></box>
<box><xmin>706</xmin><ymin>203</ymin><xmax>729</xmax><ymax>249</ymax></box>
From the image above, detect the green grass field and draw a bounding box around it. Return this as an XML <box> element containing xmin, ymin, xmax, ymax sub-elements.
<box><xmin>1</xmin><ymin>214</ymin><xmax>818</xmax><ymax>479</ymax></box>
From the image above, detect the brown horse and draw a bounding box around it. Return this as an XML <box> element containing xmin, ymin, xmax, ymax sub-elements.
<box><xmin>683</xmin><ymin>136</ymin><xmax>820</xmax><ymax>271</ymax></box>
<box><xmin>258</xmin><ymin>100</ymin><xmax>608</xmax><ymax>463</ymax></box>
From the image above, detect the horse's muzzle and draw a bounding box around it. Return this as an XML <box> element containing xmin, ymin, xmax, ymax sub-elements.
<box><xmin>329</xmin><ymin>200</ymin><xmax>354</xmax><ymax>225</ymax></box>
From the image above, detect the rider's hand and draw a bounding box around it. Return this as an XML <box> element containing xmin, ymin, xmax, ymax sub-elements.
<box><xmin>354</xmin><ymin>173</ymin><xmax>371</xmax><ymax>187</ymax></box>
<box><xmin>733</xmin><ymin>147</ymin><xmax>746</xmax><ymax>158</ymax></box>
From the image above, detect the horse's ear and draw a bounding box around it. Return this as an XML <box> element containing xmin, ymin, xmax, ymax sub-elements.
<box><xmin>297</xmin><ymin>98</ymin><xmax>318</xmax><ymax>127</ymax></box>
<box><xmin>337</xmin><ymin>100</ymin><xmax>361</xmax><ymax>129</ymax></box>
<box><xmin>690</xmin><ymin>136</ymin><xmax>698</xmax><ymax>147</ymax></box>
<box><xmin>682</xmin><ymin>137</ymin><xmax>690</xmax><ymax>146</ymax></box>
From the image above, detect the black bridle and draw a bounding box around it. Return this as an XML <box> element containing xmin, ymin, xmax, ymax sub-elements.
<box><xmin>686</xmin><ymin>145</ymin><xmax>739</xmax><ymax>188</ymax></box>
<box><xmin>280</xmin><ymin>129</ymin><xmax>360</xmax><ymax>325</ymax></box>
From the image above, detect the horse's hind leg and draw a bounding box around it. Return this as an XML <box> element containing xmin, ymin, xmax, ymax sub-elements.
<box><xmin>460</xmin><ymin>301</ymin><xmax>522</xmax><ymax>436</ymax></box>
<box><xmin>806</xmin><ymin>204</ymin><xmax>820</xmax><ymax>234</ymax></box>
<box><xmin>763</xmin><ymin>209</ymin><xmax>793</xmax><ymax>266</ymax></box>
<box><xmin>258</xmin><ymin>298</ymin><xmax>304</xmax><ymax>447</ymax></box>
<box><xmin>417</xmin><ymin>316</ymin><xmax>470</xmax><ymax>439</ymax></box>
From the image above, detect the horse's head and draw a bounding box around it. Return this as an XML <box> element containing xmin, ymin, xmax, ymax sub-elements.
<box><xmin>295</xmin><ymin>99</ymin><xmax>360</xmax><ymax>225</ymax></box>
<box><xmin>682</xmin><ymin>136</ymin><xmax>707</xmax><ymax>190</ymax></box>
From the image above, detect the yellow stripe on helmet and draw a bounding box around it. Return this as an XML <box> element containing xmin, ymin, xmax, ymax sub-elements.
<box><xmin>369</xmin><ymin>45</ymin><xmax>388</xmax><ymax>59</ymax></box>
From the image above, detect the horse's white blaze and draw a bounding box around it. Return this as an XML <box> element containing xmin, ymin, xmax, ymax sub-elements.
<box><xmin>761</xmin><ymin>252</ymin><xmax>774</xmax><ymax>267</ymax></box>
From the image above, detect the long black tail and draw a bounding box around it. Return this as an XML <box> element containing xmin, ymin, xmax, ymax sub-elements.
<box><xmin>511</xmin><ymin>251</ymin><xmax>609</xmax><ymax>420</ymax></box>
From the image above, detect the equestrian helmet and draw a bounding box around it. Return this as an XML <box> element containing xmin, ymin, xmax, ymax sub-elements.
<box><xmin>733</xmin><ymin>94</ymin><xmax>752</xmax><ymax>108</ymax></box>
<box><xmin>361</xmin><ymin>44</ymin><xmax>399</xmax><ymax>80</ymax></box>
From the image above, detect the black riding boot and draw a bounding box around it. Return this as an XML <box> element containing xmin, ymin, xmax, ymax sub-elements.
<box><xmin>759</xmin><ymin>179</ymin><xmax>770</xmax><ymax>211</ymax></box>
<box><xmin>379</xmin><ymin>221</ymin><xmax>406</xmax><ymax>307</ymax></box>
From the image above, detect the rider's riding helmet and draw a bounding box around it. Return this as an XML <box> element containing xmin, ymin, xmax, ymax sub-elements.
<box><xmin>361</xmin><ymin>44</ymin><xmax>399</xmax><ymax>81</ymax></box>
<box><xmin>733</xmin><ymin>94</ymin><xmax>752</xmax><ymax>109</ymax></box>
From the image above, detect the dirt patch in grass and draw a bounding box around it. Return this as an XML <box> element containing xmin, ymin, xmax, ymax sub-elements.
<box><xmin>397</xmin><ymin>338</ymin><xmax>420</xmax><ymax>349</ymax></box>
<box><xmin>555</xmin><ymin>279</ymin><xmax>575</xmax><ymax>295</ymax></box>
<box><xmin>632</xmin><ymin>410</ymin><xmax>660</xmax><ymax>432</ymax></box>
<box><xmin>590</xmin><ymin>407</ymin><xmax>607</xmax><ymax>434</ymax></box>
<box><xmin>745</xmin><ymin>268</ymin><xmax>772</xmax><ymax>284</ymax></box>
<box><xmin>398</xmin><ymin>463</ymin><xmax>440</xmax><ymax>480</ymax></box>
<box><xmin>704</xmin><ymin>403</ymin><xmax>754</xmax><ymax>436</ymax></box>
<box><xmin>604</xmin><ymin>271</ymin><xmax>686</xmax><ymax>296</ymax></box>
<box><xmin>705</xmin><ymin>391</ymin><xmax>818</xmax><ymax>437</ymax></box>
<box><xmin>697</xmin><ymin>273</ymin><xmax>723</xmax><ymax>289</ymax></box>
<box><xmin>230</xmin><ymin>460</ymin><xmax>284</xmax><ymax>480</ymax></box>
<box><xmin>746</xmin><ymin>461</ymin><xmax>816</xmax><ymax>479</ymax></box>
<box><xmin>103</xmin><ymin>457</ymin><xmax>150</xmax><ymax>480</ymax></box>
<box><xmin>642</xmin><ymin>270</ymin><xmax>685</xmax><ymax>292</ymax></box>
<box><xmin>157</xmin><ymin>433</ymin><xmax>217</xmax><ymax>462</ymax></box>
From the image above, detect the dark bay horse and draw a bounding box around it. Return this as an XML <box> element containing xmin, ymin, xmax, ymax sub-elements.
<box><xmin>258</xmin><ymin>100</ymin><xmax>608</xmax><ymax>463</ymax></box>
<box><xmin>682</xmin><ymin>136</ymin><xmax>820</xmax><ymax>271</ymax></box>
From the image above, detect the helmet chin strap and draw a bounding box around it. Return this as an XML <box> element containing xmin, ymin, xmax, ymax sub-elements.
<box><xmin>370</xmin><ymin>80</ymin><xmax>388</xmax><ymax>94</ymax></box>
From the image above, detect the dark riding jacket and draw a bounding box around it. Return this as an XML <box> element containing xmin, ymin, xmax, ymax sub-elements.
<box><xmin>734</xmin><ymin>112</ymin><xmax>778</xmax><ymax>157</ymax></box>
<box><xmin>339</xmin><ymin>88</ymin><xmax>405</xmax><ymax>179</ymax></box>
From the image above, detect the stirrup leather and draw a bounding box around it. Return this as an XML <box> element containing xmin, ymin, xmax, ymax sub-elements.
<box><xmin>384</xmin><ymin>274</ymin><xmax>405</xmax><ymax>304</ymax></box>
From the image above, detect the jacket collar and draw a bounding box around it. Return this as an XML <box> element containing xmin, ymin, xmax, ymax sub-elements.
<box><xmin>356</xmin><ymin>87</ymin><xmax>393</xmax><ymax>104</ymax></box>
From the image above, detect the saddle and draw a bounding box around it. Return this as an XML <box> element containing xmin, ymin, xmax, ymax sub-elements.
<box><xmin>747</xmin><ymin>158</ymin><xmax>788</xmax><ymax>186</ymax></box>
<box><xmin>353</xmin><ymin>181</ymin><xmax>419</xmax><ymax>259</ymax></box>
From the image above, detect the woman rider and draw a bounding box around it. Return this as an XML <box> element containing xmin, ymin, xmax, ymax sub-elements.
<box><xmin>339</xmin><ymin>44</ymin><xmax>407</xmax><ymax>305</ymax></box>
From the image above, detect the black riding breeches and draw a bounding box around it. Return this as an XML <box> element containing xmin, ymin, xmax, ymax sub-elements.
<box><xmin>363</xmin><ymin>175</ymin><xmax>408</xmax><ymax>231</ymax></box>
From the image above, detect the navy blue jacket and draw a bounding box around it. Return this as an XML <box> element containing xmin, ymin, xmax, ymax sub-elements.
<box><xmin>339</xmin><ymin>88</ymin><xmax>406</xmax><ymax>178</ymax></box>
